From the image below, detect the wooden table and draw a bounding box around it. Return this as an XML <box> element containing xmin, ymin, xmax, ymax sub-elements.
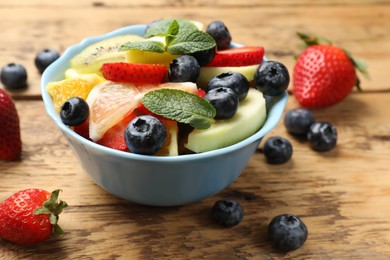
<box><xmin>1</xmin><ymin>1</ymin><xmax>389</xmax><ymax>259</ymax></box>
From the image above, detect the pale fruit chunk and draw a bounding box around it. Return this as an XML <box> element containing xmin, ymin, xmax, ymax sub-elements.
<box><xmin>155</xmin><ymin>119</ymin><xmax>179</xmax><ymax>156</ymax></box>
<box><xmin>185</xmin><ymin>88</ymin><xmax>266</xmax><ymax>153</ymax></box>
<box><xmin>197</xmin><ymin>64</ymin><xmax>259</xmax><ymax>89</ymax></box>
<box><xmin>70</xmin><ymin>34</ymin><xmax>143</xmax><ymax>74</ymax></box>
<box><xmin>65</xmin><ymin>68</ymin><xmax>106</xmax><ymax>84</ymax></box>
<box><xmin>125</xmin><ymin>36</ymin><xmax>178</xmax><ymax>66</ymax></box>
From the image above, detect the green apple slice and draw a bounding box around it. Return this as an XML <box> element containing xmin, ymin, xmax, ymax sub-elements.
<box><xmin>185</xmin><ymin>88</ymin><xmax>266</xmax><ymax>153</ymax></box>
<box><xmin>197</xmin><ymin>64</ymin><xmax>259</xmax><ymax>89</ymax></box>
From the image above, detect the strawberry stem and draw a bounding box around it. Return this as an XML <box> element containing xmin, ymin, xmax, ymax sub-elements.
<box><xmin>34</xmin><ymin>189</ymin><xmax>68</xmax><ymax>237</ymax></box>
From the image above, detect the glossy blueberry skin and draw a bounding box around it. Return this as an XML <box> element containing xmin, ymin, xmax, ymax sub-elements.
<box><xmin>168</xmin><ymin>55</ymin><xmax>200</xmax><ymax>83</ymax></box>
<box><xmin>254</xmin><ymin>61</ymin><xmax>290</xmax><ymax>96</ymax></box>
<box><xmin>60</xmin><ymin>97</ymin><xmax>89</xmax><ymax>126</ymax></box>
<box><xmin>307</xmin><ymin>121</ymin><xmax>337</xmax><ymax>152</ymax></box>
<box><xmin>207</xmin><ymin>72</ymin><xmax>249</xmax><ymax>101</ymax></box>
<box><xmin>206</xmin><ymin>20</ymin><xmax>232</xmax><ymax>50</ymax></box>
<box><xmin>263</xmin><ymin>136</ymin><xmax>293</xmax><ymax>164</ymax></box>
<box><xmin>212</xmin><ymin>199</ymin><xmax>244</xmax><ymax>227</ymax></box>
<box><xmin>205</xmin><ymin>87</ymin><xmax>239</xmax><ymax>119</ymax></box>
<box><xmin>284</xmin><ymin>108</ymin><xmax>316</xmax><ymax>135</ymax></box>
<box><xmin>190</xmin><ymin>47</ymin><xmax>216</xmax><ymax>66</ymax></box>
<box><xmin>35</xmin><ymin>49</ymin><xmax>60</xmax><ymax>74</ymax></box>
<box><xmin>268</xmin><ymin>214</ymin><xmax>308</xmax><ymax>252</ymax></box>
<box><xmin>0</xmin><ymin>63</ymin><xmax>28</xmax><ymax>90</ymax></box>
<box><xmin>125</xmin><ymin>115</ymin><xmax>167</xmax><ymax>155</ymax></box>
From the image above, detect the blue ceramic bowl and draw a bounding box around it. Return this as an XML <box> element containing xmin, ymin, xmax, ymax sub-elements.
<box><xmin>41</xmin><ymin>24</ymin><xmax>288</xmax><ymax>206</ymax></box>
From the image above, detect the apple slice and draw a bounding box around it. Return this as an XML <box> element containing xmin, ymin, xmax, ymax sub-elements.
<box><xmin>185</xmin><ymin>88</ymin><xmax>266</xmax><ymax>153</ymax></box>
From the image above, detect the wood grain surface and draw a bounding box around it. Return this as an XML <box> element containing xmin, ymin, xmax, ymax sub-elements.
<box><xmin>1</xmin><ymin>1</ymin><xmax>390</xmax><ymax>259</ymax></box>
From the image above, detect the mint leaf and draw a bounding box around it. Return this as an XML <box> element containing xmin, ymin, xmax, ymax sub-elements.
<box><xmin>142</xmin><ymin>89</ymin><xmax>216</xmax><ymax>129</ymax></box>
<box><xmin>167</xmin><ymin>29</ymin><xmax>216</xmax><ymax>55</ymax></box>
<box><xmin>119</xmin><ymin>41</ymin><xmax>165</xmax><ymax>53</ymax></box>
<box><xmin>166</xmin><ymin>20</ymin><xmax>180</xmax><ymax>46</ymax></box>
<box><xmin>145</xmin><ymin>18</ymin><xmax>198</xmax><ymax>38</ymax></box>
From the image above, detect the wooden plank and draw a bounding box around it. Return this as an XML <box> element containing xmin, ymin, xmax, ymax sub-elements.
<box><xmin>1</xmin><ymin>92</ymin><xmax>389</xmax><ymax>258</ymax></box>
<box><xmin>0</xmin><ymin>5</ymin><xmax>389</xmax><ymax>98</ymax></box>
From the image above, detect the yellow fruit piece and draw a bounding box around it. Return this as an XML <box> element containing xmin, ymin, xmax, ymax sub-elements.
<box><xmin>64</xmin><ymin>68</ymin><xmax>105</xmax><ymax>84</ymax></box>
<box><xmin>155</xmin><ymin>119</ymin><xmax>179</xmax><ymax>156</ymax></box>
<box><xmin>46</xmin><ymin>78</ymin><xmax>95</xmax><ymax>112</ymax></box>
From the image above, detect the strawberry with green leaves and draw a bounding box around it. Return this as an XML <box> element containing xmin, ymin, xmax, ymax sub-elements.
<box><xmin>293</xmin><ymin>32</ymin><xmax>368</xmax><ymax>108</ymax></box>
<box><xmin>0</xmin><ymin>89</ymin><xmax>22</xmax><ymax>160</ymax></box>
<box><xmin>0</xmin><ymin>189</ymin><xmax>67</xmax><ymax>245</ymax></box>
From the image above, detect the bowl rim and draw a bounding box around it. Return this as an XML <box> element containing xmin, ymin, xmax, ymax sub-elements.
<box><xmin>41</xmin><ymin>24</ymin><xmax>288</xmax><ymax>162</ymax></box>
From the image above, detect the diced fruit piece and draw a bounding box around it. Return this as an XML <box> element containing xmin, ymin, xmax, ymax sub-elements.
<box><xmin>307</xmin><ymin>121</ymin><xmax>337</xmax><ymax>152</ymax></box>
<box><xmin>156</xmin><ymin>119</ymin><xmax>179</xmax><ymax>156</ymax></box>
<box><xmin>263</xmin><ymin>136</ymin><xmax>293</xmax><ymax>164</ymax></box>
<box><xmin>46</xmin><ymin>78</ymin><xmax>95</xmax><ymax>112</ymax></box>
<box><xmin>35</xmin><ymin>48</ymin><xmax>60</xmax><ymax>74</ymax></box>
<box><xmin>86</xmin><ymin>81</ymin><xmax>198</xmax><ymax>142</ymax></box>
<box><xmin>0</xmin><ymin>63</ymin><xmax>28</xmax><ymax>90</ymax></box>
<box><xmin>124</xmin><ymin>115</ymin><xmax>167</xmax><ymax>155</ymax></box>
<box><xmin>125</xmin><ymin>36</ymin><xmax>178</xmax><ymax>66</ymax></box>
<box><xmin>284</xmin><ymin>108</ymin><xmax>316</xmax><ymax>136</ymax></box>
<box><xmin>168</xmin><ymin>55</ymin><xmax>200</xmax><ymax>83</ymax></box>
<box><xmin>206</xmin><ymin>20</ymin><xmax>232</xmax><ymax>50</ymax></box>
<box><xmin>197</xmin><ymin>64</ymin><xmax>258</xmax><ymax>89</ymax></box>
<box><xmin>254</xmin><ymin>60</ymin><xmax>290</xmax><ymax>96</ymax></box>
<box><xmin>185</xmin><ymin>88</ymin><xmax>266</xmax><ymax>153</ymax></box>
<box><xmin>205</xmin><ymin>87</ymin><xmax>239</xmax><ymax>119</ymax></box>
<box><xmin>60</xmin><ymin>97</ymin><xmax>90</xmax><ymax>126</ymax></box>
<box><xmin>70</xmin><ymin>34</ymin><xmax>143</xmax><ymax>74</ymax></box>
<box><xmin>73</xmin><ymin>118</ymin><xmax>90</xmax><ymax>140</ymax></box>
<box><xmin>97</xmin><ymin>111</ymin><xmax>137</xmax><ymax>151</ymax></box>
<box><xmin>206</xmin><ymin>46</ymin><xmax>264</xmax><ymax>67</ymax></box>
<box><xmin>100</xmin><ymin>62</ymin><xmax>167</xmax><ymax>84</ymax></box>
<box><xmin>207</xmin><ymin>72</ymin><xmax>249</xmax><ymax>101</ymax></box>
<box><xmin>64</xmin><ymin>68</ymin><xmax>105</xmax><ymax>84</ymax></box>
<box><xmin>211</xmin><ymin>199</ymin><xmax>244</xmax><ymax>227</ymax></box>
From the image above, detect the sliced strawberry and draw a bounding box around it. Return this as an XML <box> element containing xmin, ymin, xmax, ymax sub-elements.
<box><xmin>206</xmin><ymin>46</ymin><xmax>264</xmax><ymax>67</ymax></box>
<box><xmin>100</xmin><ymin>62</ymin><xmax>168</xmax><ymax>84</ymax></box>
<box><xmin>73</xmin><ymin>118</ymin><xmax>90</xmax><ymax>140</ymax></box>
<box><xmin>97</xmin><ymin>111</ymin><xmax>137</xmax><ymax>151</ymax></box>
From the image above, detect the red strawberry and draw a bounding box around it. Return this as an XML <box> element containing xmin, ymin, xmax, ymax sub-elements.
<box><xmin>97</xmin><ymin>111</ymin><xmax>137</xmax><ymax>151</ymax></box>
<box><xmin>0</xmin><ymin>89</ymin><xmax>22</xmax><ymax>160</ymax></box>
<box><xmin>73</xmin><ymin>118</ymin><xmax>90</xmax><ymax>140</ymax></box>
<box><xmin>293</xmin><ymin>33</ymin><xmax>368</xmax><ymax>108</ymax></box>
<box><xmin>206</xmin><ymin>46</ymin><xmax>264</xmax><ymax>67</ymax></box>
<box><xmin>100</xmin><ymin>62</ymin><xmax>168</xmax><ymax>84</ymax></box>
<box><xmin>0</xmin><ymin>189</ymin><xmax>67</xmax><ymax>245</ymax></box>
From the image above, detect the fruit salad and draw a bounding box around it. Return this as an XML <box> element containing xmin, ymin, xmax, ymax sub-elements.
<box><xmin>46</xmin><ymin>18</ymin><xmax>289</xmax><ymax>156</ymax></box>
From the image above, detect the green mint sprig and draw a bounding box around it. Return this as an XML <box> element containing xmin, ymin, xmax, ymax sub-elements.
<box><xmin>119</xmin><ymin>19</ymin><xmax>216</xmax><ymax>55</ymax></box>
<box><xmin>142</xmin><ymin>89</ymin><xmax>216</xmax><ymax>130</ymax></box>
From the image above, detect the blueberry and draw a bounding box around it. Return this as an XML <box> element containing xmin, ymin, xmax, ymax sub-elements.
<box><xmin>206</xmin><ymin>20</ymin><xmax>232</xmax><ymax>50</ymax></box>
<box><xmin>212</xmin><ymin>199</ymin><xmax>244</xmax><ymax>227</ymax></box>
<box><xmin>125</xmin><ymin>115</ymin><xmax>167</xmax><ymax>155</ymax></box>
<box><xmin>284</xmin><ymin>108</ymin><xmax>316</xmax><ymax>136</ymax></box>
<box><xmin>35</xmin><ymin>48</ymin><xmax>60</xmax><ymax>74</ymax></box>
<box><xmin>168</xmin><ymin>55</ymin><xmax>200</xmax><ymax>83</ymax></box>
<box><xmin>268</xmin><ymin>214</ymin><xmax>308</xmax><ymax>252</ymax></box>
<box><xmin>60</xmin><ymin>97</ymin><xmax>89</xmax><ymax>126</ymax></box>
<box><xmin>307</xmin><ymin>121</ymin><xmax>337</xmax><ymax>152</ymax></box>
<box><xmin>254</xmin><ymin>61</ymin><xmax>290</xmax><ymax>96</ymax></box>
<box><xmin>207</xmin><ymin>72</ymin><xmax>249</xmax><ymax>101</ymax></box>
<box><xmin>0</xmin><ymin>63</ymin><xmax>28</xmax><ymax>90</ymax></box>
<box><xmin>205</xmin><ymin>87</ymin><xmax>239</xmax><ymax>119</ymax></box>
<box><xmin>190</xmin><ymin>47</ymin><xmax>216</xmax><ymax>66</ymax></box>
<box><xmin>263</xmin><ymin>136</ymin><xmax>293</xmax><ymax>164</ymax></box>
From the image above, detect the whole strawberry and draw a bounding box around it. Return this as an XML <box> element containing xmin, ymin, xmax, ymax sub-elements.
<box><xmin>0</xmin><ymin>89</ymin><xmax>22</xmax><ymax>160</ymax></box>
<box><xmin>293</xmin><ymin>33</ymin><xmax>368</xmax><ymax>108</ymax></box>
<box><xmin>0</xmin><ymin>189</ymin><xmax>67</xmax><ymax>245</ymax></box>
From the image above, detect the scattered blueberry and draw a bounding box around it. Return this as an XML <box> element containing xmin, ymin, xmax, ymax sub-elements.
<box><xmin>207</xmin><ymin>72</ymin><xmax>249</xmax><ymax>101</ymax></box>
<box><xmin>205</xmin><ymin>87</ymin><xmax>239</xmax><ymax>119</ymax></box>
<box><xmin>125</xmin><ymin>115</ymin><xmax>167</xmax><ymax>155</ymax></box>
<box><xmin>254</xmin><ymin>61</ymin><xmax>290</xmax><ymax>96</ymax></box>
<box><xmin>190</xmin><ymin>47</ymin><xmax>216</xmax><ymax>66</ymax></box>
<box><xmin>60</xmin><ymin>97</ymin><xmax>89</xmax><ymax>126</ymax></box>
<box><xmin>307</xmin><ymin>121</ymin><xmax>337</xmax><ymax>152</ymax></box>
<box><xmin>168</xmin><ymin>55</ymin><xmax>200</xmax><ymax>83</ymax></box>
<box><xmin>268</xmin><ymin>214</ymin><xmax>308</xmax><ymax>252</ymax></box>
<box><xmin>212</xmin><ymin>199</ymin><xmax>244</xmax><ymax>227</ymax></box>
<box><xmin>35</xmin><ymin>48</ymin><xmax>60</xmax><ymax>74</ymax></box>
<box><xmin>206</xmin><ymin>20</ymin><xmax>232</xmax><ymax>50</ymax></box>
<box><xmin>263</xmin><ymin>136</ymin><xmax>293</xmax><ymax>164</ymax></box>
<box><xmin>0</xmin><ymin>63</ymin><xmax>28</xmax><ymax>90</ymax></box>
<box><xmin>284</xmin><ymin>108</ymin><xmax>316</xmax><ymax>136</ymax></box>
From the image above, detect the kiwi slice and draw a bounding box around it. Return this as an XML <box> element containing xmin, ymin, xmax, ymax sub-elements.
<box><xmin>70</xmin><ymin>34</ymin><xmax>143</xmax><ymax>74</ymax></box>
